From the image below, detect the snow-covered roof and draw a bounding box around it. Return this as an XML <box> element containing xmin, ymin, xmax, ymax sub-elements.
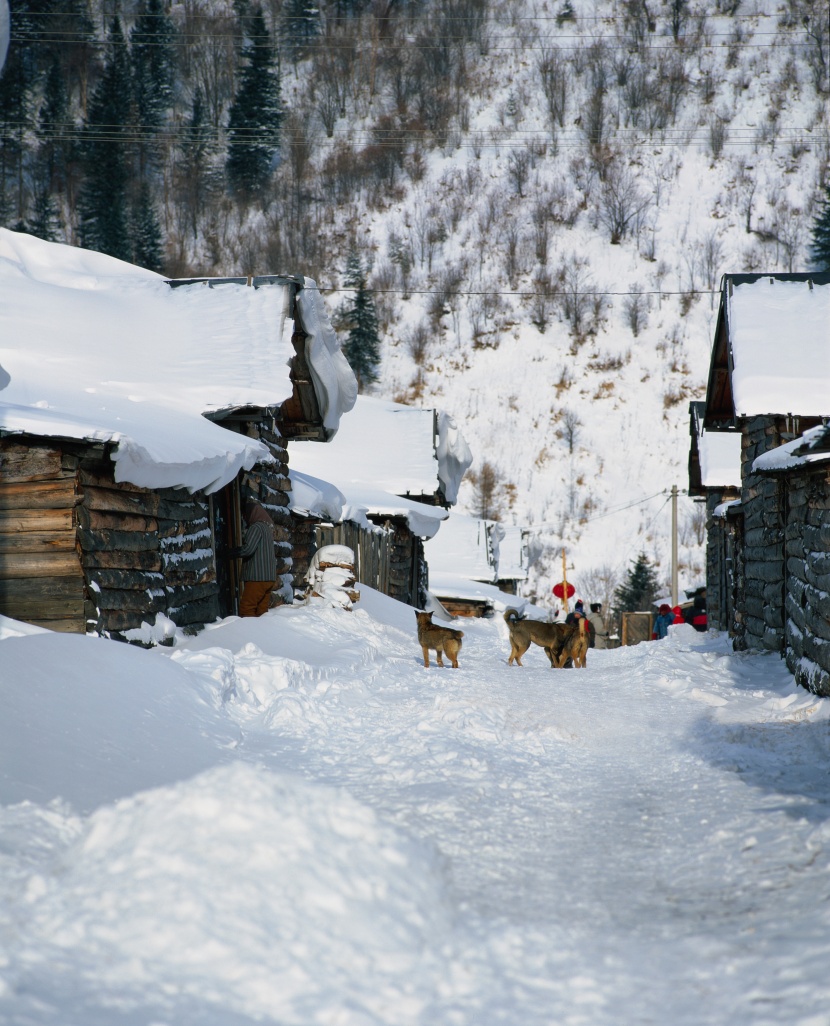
<box><xmin>727</xmin><ymin>277</ymin><xmax>830</xmax><ymax>417</ymax></box>
<box><xmin>426</xmin><ymin>571</ymin><xmax>527</xmax><ymax>614</ymax></box>
<box><xmin>288</xmin><ymin>469</ymin><xmax>346</xmax><ymax>522</ymax></box>
<box><xmin>424</xmin><ymin>512</ymin><xmax>501</xmax><ymax>584</ymax></box>
<box><xmin>753</xmin><ymin>424</ymin><xmax>830</xmax><ymax>474</ymax></box>
<box><xmin>0</xmin><ymin>229</ymin><xmax>356</xmax><ymax>494</ymax></box>
<box><xmin>290</xmin><ymin>395</ymin><xmax>471</xmax><ymax>503</ymax></box>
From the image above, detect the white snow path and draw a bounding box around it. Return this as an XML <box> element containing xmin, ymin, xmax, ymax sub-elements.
<box><xmin>3</xmin><ymin>597</ymin><xmax>830</xmax><ymax>1025</ymax></box>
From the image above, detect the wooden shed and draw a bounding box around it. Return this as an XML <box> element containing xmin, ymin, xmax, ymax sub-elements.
<box><xmin>0</xmin><ymin>230</ymin><xmax>356</xmax><ymax>638</ymax></box>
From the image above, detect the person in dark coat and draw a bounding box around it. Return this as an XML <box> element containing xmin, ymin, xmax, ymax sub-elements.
<box><xmin>566</xmin><ymin>599</ymin><xmax>595</xmax><ymax>646</ymax></box>
<box><xmin>230</xmin><ymin>499</ymin><xmax>278</xmax><ymax>617</ymax></box>
<box><xmin>686</xmin><ymin>589</ymin><xmax>708</xmax><ymax>632</ymax></box>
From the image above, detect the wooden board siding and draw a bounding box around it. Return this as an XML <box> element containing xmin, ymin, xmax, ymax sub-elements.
<box><xmin>0</xmin><ymin>441</ymin><xmax>84</xmax><ymax>631</ymax></box>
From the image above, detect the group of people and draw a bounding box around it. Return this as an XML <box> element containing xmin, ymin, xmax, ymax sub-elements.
<box><xmin>562</xmin><ymin>599</ymin><xmax>611</xmax><ymax>649</ymax></box>
<box><xmin>653</xmin><ymin>588</ymin><xmax>707</xmax><ymax>639</ymax></box>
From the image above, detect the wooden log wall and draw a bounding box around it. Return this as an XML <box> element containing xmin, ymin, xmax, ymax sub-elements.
<box><xmin>0</xmin><ymin>440</ymin><xmax>85</xmax><ymax>631</ymax></box>
<box><xmin>737</xmin><ymin>416</ymin><xmax>793</xmax><ymax>653</ymax></box>
<box><xmin>780</xmin><ymin>467</ymin><xmax>830</xmax><ymax>696</ymax></box>
<box><xmin>290</xmin><ymin>512</ymin><xmax>319</xmax><ymax>596</ymax></box>
<box><xmin>704</xmin><ymin>490</ymin><xmax>739</xmax><ymax>634</ymax></box>
<box><xmin>76</xmin><ymin>466</ymin><xmax>219</xmax><ymax>636</ymax></box>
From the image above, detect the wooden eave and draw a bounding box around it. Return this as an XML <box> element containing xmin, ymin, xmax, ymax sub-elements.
<box><xmin>688</xmin><ymin>401</ymin><xmax>705</xmax><ymax>497</ymax></box>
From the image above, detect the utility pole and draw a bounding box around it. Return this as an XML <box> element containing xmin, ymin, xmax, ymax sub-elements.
<box><xmin>671</xmin><ymin>485</ymin><xmax>678</xmax><ymax>607</ymax></box>
<box><xmin>562</xmin><ymin>548</ymin><xmax>570</xmax><ymax>614</ymax></box>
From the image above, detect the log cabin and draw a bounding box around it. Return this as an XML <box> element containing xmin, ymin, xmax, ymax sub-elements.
<box><xmin>288</xmin><ymin>396</ymin><xmax>471</xmax><ymax>608</ymax></box>
<box><xmin>700</xmin><ymin>272</ymin><xmax>830</xmax><ymax>659</ymax></box>
<box><xmin>0</xmin><ymin>229</ymin><xmax>356</xmax><ymax>639</ymax></box>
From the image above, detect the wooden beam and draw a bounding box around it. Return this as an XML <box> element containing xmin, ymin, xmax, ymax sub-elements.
<box><xmin>0</xmin><ymin>508</ymin><xmax>74</xmax><ymax>532</ymax></box>
<box><xmin>0</xmin><ymin>480</ymin><xmax>76</xmax><ymax>510</ymax></box>
<box><xmin>0</xmin><ymin>531</ymin><xmax>76</xmax><ymax>554</ymax></box>
<box><xmin>0</xmin><ymin>576</ymin><xmax>84</xmax><ymax>619</ymax></box>
<box><xmin>0</xmin><ymin>551</ymin><xmax>82</xmax><ymax>579</ymax></box>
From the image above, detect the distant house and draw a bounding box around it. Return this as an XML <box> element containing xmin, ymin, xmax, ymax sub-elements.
<box><xmin>424</xmin><ymin>511</ymin><xmax>505</xmax><ymax>617</ymax></box>
<box><xmin>700</xmin><ymin>272</ymin><xmax>830</xmax><ymax>666</ymax></box>
<box><xmin>688</xmin><ymin>401</ymin><xmax>741</xmax><ymax>633</ymax></box>
<box><xmin>494</xmin><ymin>524</ymin><xmax>529</xmax><ymax>596</ymax></box>
<box><xmin>289</xmin><ymin>396</ymin><xmax>471</xmax><ymax>607</ymax></box>
<box><xmin>0</xmin><ymin>229</ymin><xmax>356</xmax><ymax>638</ymax></box>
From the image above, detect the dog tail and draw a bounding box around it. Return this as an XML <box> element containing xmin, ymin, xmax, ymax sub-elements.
<box><xmin>504</xmin><ymin>607</ymin><xmax>523</xmax><ymax>624</ymax></box>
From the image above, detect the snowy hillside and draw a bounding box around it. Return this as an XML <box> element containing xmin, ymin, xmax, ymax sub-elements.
<box><xmin>318</xmin><ymin>0</ymin><xmax>827</xmax><ymax>605</ymax></box>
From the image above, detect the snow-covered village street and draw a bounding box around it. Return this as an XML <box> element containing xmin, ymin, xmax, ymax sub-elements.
<box><xmin>3</xmin><ymin>594</ymin><xmax>830</xmax><ymax>1026</ymax></box>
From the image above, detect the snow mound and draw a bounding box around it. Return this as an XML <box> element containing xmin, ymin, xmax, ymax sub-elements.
<box><xmin>14</xmin><ymin>763</ymin><xmax>451</xmax><ymax>1024</ymax></box>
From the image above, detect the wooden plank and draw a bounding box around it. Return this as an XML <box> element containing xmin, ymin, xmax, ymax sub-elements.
<box><xmin>0</xmin><ymin>442</ymin><xmax>65</xmax><ymax>482</ymax></box>
<box><xmin>95</xmin><ymin>588</ymin><xmax>166</xmax><ymax>613</ymax></box>
<box><xmin>78</xmin><ymin>467</ymin><xmax>144</xmax><ymax>492</ymax></box>
<box><xmin>0</xmin><ymin>531</ymin><xmax>76</xmax><ymax>554</ymax></box>
<box><xmin>76</xmin><ymin>506</ymin><xmax>158</xmax><ymax>533</ymax></box>
<box><xmin>82</xmin><ymin>549</ymin><xmax>162</xmax><ymax>572</ymax></box>
<box><xmin>77</xmin><ymin>527</ymin><xmax>159</xmax><ymax>553</ymax></box>
<box><xmin>81</xmin><ymin>485</ymin><xmax>160</xmax><ymax>517</ymax></box>
<box><xmin>87</xmin><ymin>568</ymin><xmax>165</xmax><ymax>592</ymax></box>
<box><xmin>0</xmin><ymin>508</ymin><xmax>74</xmax><ymax>532</ymax></box>
<box><xmin>0</xmin><ymin>551</ymin><xmax>82</xmax><ymax>579</ymax></box>
<box><xmin>0</xmin><ymin>576</ymin><xmax>84</xmax><ymax>619</ymax></box>
<box><xmin>27</xmin><ymin>618</ymin><xmax>86</xmax><ymax>633</ymax></box>
<box><xmin>0</xmin><ymin>480</ymin><xmax>76</xmax><ymax>511</ymax></box>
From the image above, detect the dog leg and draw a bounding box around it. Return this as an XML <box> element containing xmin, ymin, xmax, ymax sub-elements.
<box><xmin>421</xmin><ymin>646</ymin><xmax>430</xmax><ymax>668</ymax></box>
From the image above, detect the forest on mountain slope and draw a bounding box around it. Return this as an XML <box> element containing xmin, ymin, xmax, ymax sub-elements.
<box><xmin>3</xmin><ymin>0</ymin><xmax>830</xmax><ymax>604</ymax></box>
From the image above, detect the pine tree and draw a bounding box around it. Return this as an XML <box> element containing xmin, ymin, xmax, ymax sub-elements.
<box><xmin>341</xmin><ymin>248</ymin><xmax>381</xmax><ymax>390</ymax></box>
<box><xmin>810</xmin><ymin>185</ymin><xmax>830</xmax><ymax>270</ymax></box>
<box><xmin>283</xmin><ymin>0</ymin><xmax>320</xmax><ymax>63</ymax></box>
<box><xmin>130</xmin><ymin>181</ymin><xmax>164</xmax><ymax>271</ymax></box>
<box><xmin>36</xmin><ymin>54</ymin><xmax>71</xmax><ymax>196</ymax></box>
<box><xmin>176</xmin><ymin>88</ymin><xmax>212</xmax><ymax>238</ymax></box>
<box><xmin>77</xmin><ymin>18</ymin><xmax>133</xmax><ymax>260</ymax></box>
<box><xmin>614</xmin><ymin>553</ymin><xmax>659</xmax><ymax>612</ymax></box>
<box><xmin>131</xmin><ymin>0</ymin><xmax>175</xmax><ymax>134</ymax></box>
<box><xmin>225</xmin><ymin>7</ymin><xmax>282</xmax><ymax>197</ymax></box>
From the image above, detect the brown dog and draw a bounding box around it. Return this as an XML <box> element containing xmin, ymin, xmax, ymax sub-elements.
<box><xmin>503</xmin><ymin>607</ymin><xmax>578</xmax><ymax>668</ymax></box>
<box><xmin>415</xmin><ymin>610</ymin><xmax>463</xmax><ymax>668</ymax></box>
<box><xmin>559</xmin><ymin>616</ymin><xmax>590</xmax><ymax>668</ymax></box>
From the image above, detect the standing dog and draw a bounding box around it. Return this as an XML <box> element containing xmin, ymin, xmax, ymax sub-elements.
<box><xmin>415</xmin><ymin>610</ymin><xmax>464</xmax><ymax>668</ymax></box>
<box><xmin>559</xmin><ymin>615</ymin><xmax>590</xmax><ymax>668</ymax></box>
<box><xmin>503</xmin><ymin>607</ymin><xmax>579</xmax><ymax>668</ymax></box>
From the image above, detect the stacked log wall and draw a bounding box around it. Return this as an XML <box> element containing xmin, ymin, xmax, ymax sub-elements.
<box><xmin>738</xmin><ymin>416</ymin><xmax>791</xmax><ymax>652</ymax></box>
<box><xmin>0</xmin><ymin>440</ymin><xmax>85</xmax><ymax>631</ymax></box>
<box><xmin>76</xmin><ymin>466</ymin><xmax>219</xmax><ymax>636</ymax></box>
<box><xmin>782</xmin><ymin>468</ymin><xmax>830</xmax><ymax>696</ymax></box>
<box><xmin>704</xmin><ymin>490</ymin><xmax>740</xmax><ymax>634</ymax></box>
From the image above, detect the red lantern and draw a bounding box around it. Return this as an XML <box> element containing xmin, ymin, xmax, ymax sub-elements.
<box><xmin>552</xmin><ymin>582</ymin><xmax>575</xmax><ymax>599</ymax></box>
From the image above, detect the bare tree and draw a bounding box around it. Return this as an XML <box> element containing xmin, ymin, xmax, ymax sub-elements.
<box><xmin>507</xmin><ymin>148</ymin><xmax>531</xmax><ymax>197</ymax></box>
<box><xmin>468</xmin><ymin>460</ymin><xmax>505</xmax><ymax>520</ymax></box>
<box><xmin>561</xmin><ymin>408</ymin><xmax>582</xmax><ymax>453</ymax></box>
<box><xmin>598</xmin><ymin>164</ymin><xmax>652</xmax><ymax>244</ymax></box>
<box><xmin>538</xmin><ymin>45</ymin><xmax>568</xmax><ymax>130</ymax></box>
<box><xmin>623</xmin><ymin>287</ymin><xmax>649</xmax><ymax>336</ymax></box>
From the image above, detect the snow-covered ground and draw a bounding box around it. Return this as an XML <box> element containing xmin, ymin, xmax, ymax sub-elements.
<box><xmin>2</xmin><ymin>597</ymin><xmax>830</xmax><ymax>1025</ymax></box>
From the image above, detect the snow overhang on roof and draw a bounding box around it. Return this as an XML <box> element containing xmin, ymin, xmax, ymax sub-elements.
<box><xmin>753</xmin><ymin>424</ymin><xmax>830</xmax><ymax>475</ymax></box>
<box><xmin>711</xmin><ymin>275</ymin><xmax>830</xmax><ymax>423</ymax></box>
<box><xmin>0</xmin><ymin>230</ymin><xmax>356</xmax><ymax>494</ymax></box>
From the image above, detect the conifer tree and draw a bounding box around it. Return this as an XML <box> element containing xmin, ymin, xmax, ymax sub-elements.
<box><xmin>177</xmin><ymin>88</ymin><xmax>212</xmax><ymax>237</ymax></box>
<box><xmin>810</xmin><ymin>185</ymin><xmax>830</xmax><ymax>270</ymax></box>
<box><xmin>225</xmin><ymin>7</ymin><xmax>282</xmax><ymax>197</ymax></box>
<box><xmin>283</xmin><ymin>0</ymin><xmax>320</xmax><ymax>63</ymax></box>
<box><xmin>130</xmin><ymin>181</ymin><xmax>164</xmax><ymax>271</ymax></box>
<box><xmin>131</xmin><ymin>0</ymin><xmax>175</xmax><ymax>200</ymax></box>
<box><xmin>341</xmin><ymin>248</ymin><xmax>381</xmax><ymax>390</ymax></box>
<box><xmin>614</xmin><ymin>553</ymin><xmax>659</xmax><ymax>612</ymax></box>
<box><xmin>36</xmin><ymin>54</ymin><xmax>71</xmax><ymax>197</ymax></box>
<box><xmin>77</xmin><ymin>18</ymin><xmax>133</xmax><ymax>260</ymax></box>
